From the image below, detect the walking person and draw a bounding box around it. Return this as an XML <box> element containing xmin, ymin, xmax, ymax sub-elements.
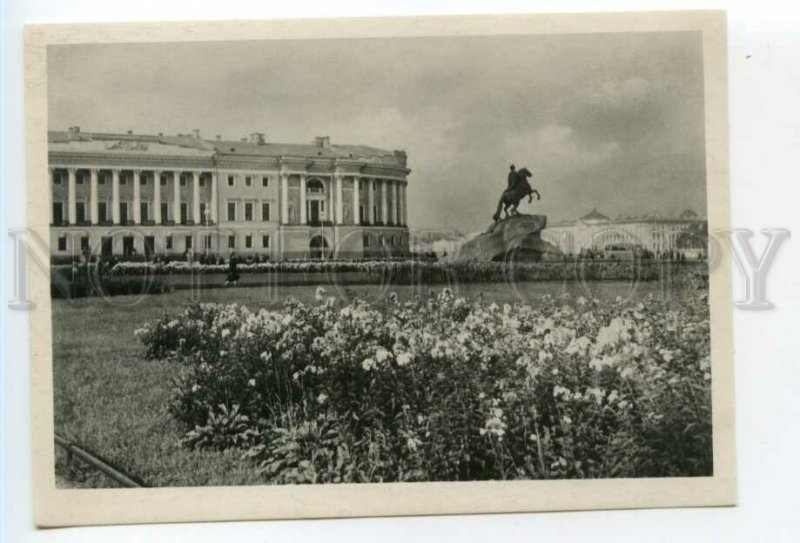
<box><xmin>225</xmin><ymin>251</ymin><xmax>240</xmax><ymax>287</ymax></box>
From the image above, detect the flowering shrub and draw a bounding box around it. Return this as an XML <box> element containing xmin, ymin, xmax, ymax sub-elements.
<box><xmin>136</xmin><ymin>288</ymin><xmax>712</xmax><ymax>482</ymax></box>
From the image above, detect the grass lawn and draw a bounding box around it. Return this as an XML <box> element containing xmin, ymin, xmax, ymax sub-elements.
<box><xmin>52</xmin><ymin>280</ymin><xmax>686</xmax><ymax>487</ymax></box>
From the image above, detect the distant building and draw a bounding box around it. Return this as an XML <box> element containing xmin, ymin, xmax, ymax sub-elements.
<box><xmin>541</xmin><ymin>208</ymin><xmax>707</xmax><ymax>258</ymax></box>
<box><xmin>48</xmin><ymin>127</ymin><xmax>410</xmax><ymax>260</ymax></box>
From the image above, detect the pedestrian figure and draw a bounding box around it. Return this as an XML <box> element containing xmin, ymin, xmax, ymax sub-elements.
<box><xmin>225</xmin><ymin>251</ymin><xmax>240</xmax><ymax>286</ymax></box>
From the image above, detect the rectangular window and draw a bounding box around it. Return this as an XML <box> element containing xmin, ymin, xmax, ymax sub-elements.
<box><xmin>245</xmin><ymin>235</ymin><xmax>252</xmax><ymax>248</ymax></box>
<box><xmin>120</xmin><ymin>174</ymin><xmax>127</xmax><ymax>185</ymax></box>
<box><xmin>227</xmin><ymin>202</ymin><xmax>236</xmax><ymax>221</ymax></box>
<box><xmin>358</xmin><ymin>180</ymin><xmax>363</xmax><ymax>190</ymax></box>
<box><xmin>75</xmin><ymin>202</ymin><xmax>86</xmax><ymax>223</ymax></box>
<box><xmin>98</xmin><ymin>202</ymin><xmax>108</xmax><ymax>223</ymax></box>
<box><xmin>180</xmin><ymin>177</ymin><xmax>186</xmax><ymax>186</ymax></box>
<box><xmin>80</xmin><ymin>236</ymin><xmax>90</xmax><ymax>251</ymax></box>
<box><xmin>160</xmin><ymin>203</ymin><xmax>169</xmax><ymax>223</ymax></box>
<box><xmin>119</xmin><ymin>202</ymin><xmax>129</xmax><ymax>224</ymax></box>
<box><xmin>373</xmin><ymin>205</ymin><xmax>378</xmax><ymax>221</ymax></box>
<box><xmin>261</xmin><ymin>203</ymin><xmax>270</xmax><ymax>221</ymax></box>
<box><xmin>199</xmin><ymin>177</ymin><xmax>205</xmax><ymax>187</ymax></box>
<box><xmin>185</xmin><ymin>235</ymin><xmax>193</xmax><ymax>249</ymax></box>
<box><xmin>262</xmin><ymin>234</ymin><xmax>270</xmax><ymax>248</ymax></box>
<box><xmin>262</xmin><ymin>176</ymin><xmax>269</xmax><ymax>187</ymax></box>
<box><xmin>165</xmin><ymin>235</ymin><xmax>173</xmax><ymax>250</ymax></box>
<box><xmin>140</xmin><ymin>202</ymin><xmax>149</xmax><ymax>222</ymax></box>
<box><xmin>205</xmin><ymin>235</ymin><xmax>213</xmax><ymax>249</ymax></box>
<box><xmin>160</xmin><ymin>174</ymin><xmax>167</xmax><ymax>186</ymax></box>
<box><xmin>53</xmin><ymin>172</ymin><xmax>62</xmax><ymax>185</ymax></box>
<box><xmin>359</xmin><ymin>205</ymin><xmax>364</xmax><ymax>223</ymax></box>
<box><xmin>245</xmin><ymin>176</ymin><xmax>252</xmax><ymax>187</ymax></box>
<box><xmin>141</xmin><ymin>177</ymin><xmax>147</xmax><ymax>186</ymax></box>
<box><xmin>57</xmin><ymin>236</ymin><xmax>67</xmax><ymax>251</ymax></box>
<box><xmin>227</xmin><ymin>175</ymin><xmax>235</xmax><ymax>187</ymax></box>
<box><xmin>363</xmin><ymin>234</ymin><xmax>371</xmax><ymax>248</ymax></box>
<box><xmin>98</xmin><ymin>172</ymin><xmax>106</xmax><ymax>185</ymax></box>
<box><xmin>228</xmin><ymin>235</ymin><xmax>236</xmax><ymax>249</ymax></box>
<box><xmin>199</xmin><ymin>202</ymin><xmax>207</xmax><ymax>222</ymax></box>
<box><xmin>180</xmin><ymin>203</ymin><xmax>188</xmax><ymax>223</ymax></box>
<box><xmin>245</xmin><ymin>202</ymin><xmax>253</xmax><ymax>221</ymax></box>
<box><xmin>76</xmin><ymin>173</ymin><xmax>84</xmax><ymax>185</ymax></box>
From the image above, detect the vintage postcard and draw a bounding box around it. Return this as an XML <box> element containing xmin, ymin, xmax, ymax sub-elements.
<box><xmin>25</xmin><ymin>11</ymin><xmax>734</xmax><ymax>527</ymax></box>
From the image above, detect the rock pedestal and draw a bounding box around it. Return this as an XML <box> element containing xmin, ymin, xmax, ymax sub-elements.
<box><xmin>453</xmin><ymin>214</ymin><xmax>561</xmax><ymax>262</ymax></box>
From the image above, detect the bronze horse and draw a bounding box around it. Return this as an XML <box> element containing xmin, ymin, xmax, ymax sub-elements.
<box><xmin>493</xmin><ymin>167</ymin><xmax>540</xmax><ymax>222</ymax></box>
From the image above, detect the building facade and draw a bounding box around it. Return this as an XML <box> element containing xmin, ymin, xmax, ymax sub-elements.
<box><xmin>541</xmin><ymin>208</ymin><xmax>708</xmax><ymax>258</ymax></box>
<box><xmin>48</xmin><ymin>128</ymin><xmax>411</xmax><ymax>260</ymax></box>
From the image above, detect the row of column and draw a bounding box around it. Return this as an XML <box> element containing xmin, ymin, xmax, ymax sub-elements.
<box><xmin>52</xmin><ymin>168</ymin><xmax>217</xmax><ymax>225</ymax></box>
<box><xmin>280</xmin><ymin>173</ymin><xmax>407</xmax><ymax>226</ymax></box>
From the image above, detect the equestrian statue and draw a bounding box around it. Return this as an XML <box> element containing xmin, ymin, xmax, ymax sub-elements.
<box><xmin>493</xmin><ymin>165</ymin><xmax>540</xmax><ymax>222</ymax></box>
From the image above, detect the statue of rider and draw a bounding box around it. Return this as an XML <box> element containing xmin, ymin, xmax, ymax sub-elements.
<box><xmin>506</xmin><ymin>164</ymin><xmax>517</xmax><ymax>191</ymax></box>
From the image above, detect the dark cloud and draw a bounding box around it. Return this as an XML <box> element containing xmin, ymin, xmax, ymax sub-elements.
<box><xmin>48</xmin><ymin>31</ymin><xmax>706</xmax><ymax>233</ymax></box>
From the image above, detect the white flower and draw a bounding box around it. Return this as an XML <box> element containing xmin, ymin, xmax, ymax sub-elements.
<box><xmin>396</xmin><ymin>352</ymin><xmax>413</xmax><ymax>367</ymax></box>
<box><xmin>317</xmin><ymin>393</ymin><xmax>328</xmax><ymax>404</ymax></box>
<box><xmin>248</xmin><ymin>378</ymin><xmax>256</xmax><ymax>387</ymax></box>
<box><xmin>362</xmin><ymin>358</ymin><xmax>376</xmax><ymax>371</ymax></box>
<box><xmin>221</xmin><ymin>328</ymin><xmax>231</xmax><ymax>338</ymax></box>
<box><xmin>375</xmin><ymin>348</ymin><xmax>391</xmax><ymax>363</ymax></box>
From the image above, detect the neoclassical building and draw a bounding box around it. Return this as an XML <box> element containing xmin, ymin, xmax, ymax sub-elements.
<box><xmin>541</xmin><ymin>208</ymin><xmax>708</xmax><ymax>257</ymax></box>
<box><xmin>48</xmin><ymin>128</ymin><xmax>410</xmax><ymax>260</ymax></box>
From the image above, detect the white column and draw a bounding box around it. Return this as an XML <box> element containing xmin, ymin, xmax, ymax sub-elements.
<box><xmin>328</xmin><ymin>178</ymin><xmax>335</xmax><ymax>222</ymax></box>
<box><xmin>380</xmin><ymin>179</ymin><xmax>388</xmax><ymax>225</ymax></box>
<box><xmin>192</xmin><ymin>171</ymin><xmax>201</xmax><ymax>223</ymax></box>
<box><xmin>153</xmin><ymin>170</ymin><xmax>162</xmax><ymax>224</ymax></box>
<box><xmin>401</xmin><ymin>183</ymin><xmax>407</xmax><ymax>226</ymax></box>
<box><xmin>173</xmin><ymin>171</ymin><xmax>181</xmax><ymax>223</ymax></box>
<box><xmin>90</xmin><ymin>169</ymin><xmax>99</xmax><ymax>224</ymax></box>
<box><xmin>280</xmin><ymin>172</ymin><xmax>289</xmax><ymax>224</ymax></box>
<box><xmin>367</xmin><ymin>177</ymin><xmax>375</xmax><ymax>224</ymax></box>
<box><xmin>393</xmin><ymin>182</ymin><xmax>400</xmax><ymax>226</ymax></box>
<box><xmin>133</xmin><ymin>169</ymin><xmax>141</xmax><ymax>224</ymax></box>
<box><xmin>67</xmin><ymin>168</ymin><xmax>77</xmax><ymax>224</ymax></box>
<box><xmin>299</xmin><ymin>174</ymin><xmax>307</xmax><ymax>225</ymax></box>
<box><xmin>210</xmin><ymin>171</ymin><xmax>218</xmax><ymax>223</ymax></box>
<box><xmin>352</xmin><ymin>177</ymin><xmax>360</xmax><ymax>225</ymax></box>
<box><xmin>111</xmin><ymin>169</ymin><xmax>120</xmax><ymax>224</ymax></box>
<box><xmin>49</xmin><ymin>168</ymin><xmax>56</xmax><ymax>224</ymax></box>
<box><xmin>335</xmin><ymin>173</ymin><xmax>343</xmax><ymax>224</ymax></box>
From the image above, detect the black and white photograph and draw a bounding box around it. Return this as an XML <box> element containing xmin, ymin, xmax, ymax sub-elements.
<box><xmin>23</xmin><ymin>11</ymin><xmax>734</xmax><ymax>526</ymax></box>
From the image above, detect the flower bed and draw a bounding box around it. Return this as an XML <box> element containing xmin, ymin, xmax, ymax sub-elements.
<box><xmin>136</xmin><ymin>289</ymin><xmax>712</xmax><ymax>482</ymax></box>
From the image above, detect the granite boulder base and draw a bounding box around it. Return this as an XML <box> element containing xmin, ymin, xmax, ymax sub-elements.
<box><xmin>454</xmin><ymin>214</ymin><xmax>561</xmax><ymax>262</ymax></box>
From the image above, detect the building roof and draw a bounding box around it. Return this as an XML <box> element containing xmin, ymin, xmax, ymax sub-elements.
<box><xmin>48</xmin><ymin>131</ymin><xmax>216</xmax><ymax>157</ymax></box>
<box><xmin>48</xmin><ymin>129</ymin><xmax>407</xmax><ymax>167</ymax></box>
<box><xmin>580</xmin><ymin>208</ymin><xmax>610</xmax><ymax>222</ymax></box>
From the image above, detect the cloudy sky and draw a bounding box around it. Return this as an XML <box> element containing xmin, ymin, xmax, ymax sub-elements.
<box><xmin>48</xmin><ymin>31</ymin><xmax>707</xmax><ymax>233</ymax></box>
